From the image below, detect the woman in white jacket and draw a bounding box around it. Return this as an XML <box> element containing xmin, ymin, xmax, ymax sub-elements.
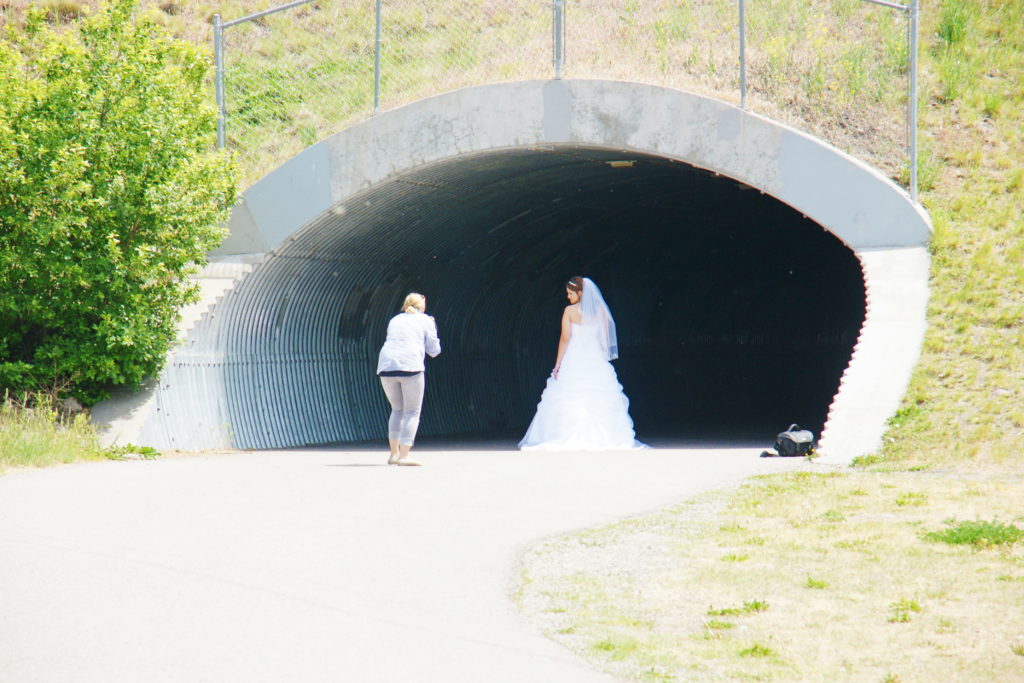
<box><xmin>376</xmin><ymin>293</ymin><xmax>441</xmax><ymax>466</ymax></box>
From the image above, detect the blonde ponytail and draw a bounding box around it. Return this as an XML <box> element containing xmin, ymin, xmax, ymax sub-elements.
<box><xmin>402</xmin><ymin>292</ymin><xmax>426</xmax><ymax>313</ymax></box>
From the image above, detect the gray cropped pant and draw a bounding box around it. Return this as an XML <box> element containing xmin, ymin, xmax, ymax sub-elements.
<box><xmin>379</xmin><ymin>373</ymin><xmax>425</xmax><ymax>446</ymax></box>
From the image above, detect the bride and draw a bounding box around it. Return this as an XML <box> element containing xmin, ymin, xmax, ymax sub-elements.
<box><xmin>519</xmin><ymin>276</ymin><xmax>646</xmax><ymax>451</ymax></box>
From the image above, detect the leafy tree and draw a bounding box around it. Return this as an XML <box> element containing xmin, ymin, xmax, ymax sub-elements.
<box><xmin>0</xmin><ymin>0</ymin><xmax>236</xmax><ymax>403</ymax></box>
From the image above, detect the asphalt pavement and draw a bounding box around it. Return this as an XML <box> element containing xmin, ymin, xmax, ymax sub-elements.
<box><xmin>0</xmin><ymin>444</ymin><xmax>809</xmax><ymax>682</ymax></box>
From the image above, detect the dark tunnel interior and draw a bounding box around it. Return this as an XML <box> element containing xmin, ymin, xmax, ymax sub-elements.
<box><xmin>218</xmin><ymin>146</ymin><xmax>867</xmax><ymax>449</ymax></box>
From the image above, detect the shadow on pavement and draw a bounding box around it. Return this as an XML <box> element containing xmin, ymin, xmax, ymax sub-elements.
<box><xmin>295</xmin><ymin>433</ymin><xmax>770</xmax><ymax>454</ymax></box>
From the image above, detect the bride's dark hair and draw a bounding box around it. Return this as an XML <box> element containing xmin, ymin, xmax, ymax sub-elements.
<box><xmin>566</xmin><ymin>276</ymin><xmax>584</xmax><ymax>293</ymax></box>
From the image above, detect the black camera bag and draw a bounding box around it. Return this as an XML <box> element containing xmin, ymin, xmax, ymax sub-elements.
<box><xmin>775</xmin><ymin>424</ymin><xmax>815</xmax><ymax>457</ymax></box>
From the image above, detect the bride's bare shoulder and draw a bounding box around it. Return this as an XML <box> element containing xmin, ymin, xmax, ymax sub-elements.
<box><xmin>564</xmin><ymin>303</ymin><xmax>583</xmax><ymax>322</ymax></box>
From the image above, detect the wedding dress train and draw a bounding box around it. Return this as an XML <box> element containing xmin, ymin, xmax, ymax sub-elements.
<box><xmin>519</xmin><ymin>321</ymin><xmax>645</xmax><ymax>451</ymax></box>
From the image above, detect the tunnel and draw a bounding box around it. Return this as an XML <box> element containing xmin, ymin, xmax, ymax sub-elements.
<box><xmin>110</xmin><ymin>80</ymin><xmax>930</xmax><ymax>458</ymax></box>
<box><xmin>204</xmin><ymin>146</ymin><xmax>865</xmax><ymax>448</ymax></box>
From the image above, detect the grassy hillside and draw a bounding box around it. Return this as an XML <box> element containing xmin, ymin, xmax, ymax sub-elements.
<box><xmin>8</xmin><ymin>0</ymin><xmax>1014</xmax><ymax>469</ymax></box>
<box><xmin>4</xmin><ymin>0</ymin><xmax>915</xmax><ymax>185</ymax></box>
<box><xmin>878</xmin><ymin>0</ymin><xmax>1023</xmax><ymax>470</ymax></box>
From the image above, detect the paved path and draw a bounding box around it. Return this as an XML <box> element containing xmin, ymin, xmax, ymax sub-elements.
<box><xmin>0</xmin><ymin>446</ymin><xmax>808</xmax><ymax>682</ymax></box>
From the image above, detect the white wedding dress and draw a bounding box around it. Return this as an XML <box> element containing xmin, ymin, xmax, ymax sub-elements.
<box><xmin>519</xmin><ymin>318</ymin><xmax>646</xmax><ymax>451</ymax></box>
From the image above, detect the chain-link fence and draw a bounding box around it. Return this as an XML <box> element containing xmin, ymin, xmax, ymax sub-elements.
<box><xmin>0</xmin><ymin>1</ymin><xmax>918</xmax><ymax>194</ymax></box>
<box><xmin>561</xmin><ymin>0</ymin><xmax>917</xmax><ymax>190</ymax></box>
<box><xmin>564</xmin><ymin>0</ymin><xmax>918</xmax><ymax>193</ymax></box>
<box><xmin>744</xmin><ymin>0</ymin><xmax>917</xmax><ymax>189</ymax></box>
<box><xmin>213</xmin><ymin>1</ymin><xmax>377</xmax><ymax>183</ymax></box>
<box><xmin>213</xmin><ymin>0</ymin><xmax>555</xmax><ymax>182</ymax></box>
<box><xmin>215</xmin><ymin>0</ymin><xmax>919</xmax><ymax>191</ymax></box>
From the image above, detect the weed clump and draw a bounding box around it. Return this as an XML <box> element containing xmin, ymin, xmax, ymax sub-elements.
<box><xmin>707</xmin><ymin>600</ymin><xmax>769</xmax><ymax>617</ymax></box>
<box><xmin>706</xmin><ymin>619</ymin><xmax>734</xmax><ymax>630</ymax></box>
<box><xmin>0</xmin><ymin>393</ymin><xmax>103</xmax><ymax>471</ymax></box>
<box><xmin>888</xmin><ymin>598</ymin><xmax>922</xmax><ymax>623</ymax></box>
<box><xmin>738</xmin><ymin>643</ymin><xmax>775</xmax><ymax>658</ymax></box>
<box><xmin>895</xmin><ymin>491</ymin><xmax>928</xmax><ymax>507</ymax></box>
<box><xmin>923</xmin><ymin>519</ymin><xmax>1024</xmax><ymax>548</ymax></box>
<box><xmin>42</xmin><ymin>0</ymin><xmax>85</xmax><ymax>22</ymax></box>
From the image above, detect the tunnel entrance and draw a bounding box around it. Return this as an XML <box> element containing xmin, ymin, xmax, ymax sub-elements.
<box><xmin>215</xmin><ymin>146</ymin><xmax>866</xmax><ymax>448</ymax></box>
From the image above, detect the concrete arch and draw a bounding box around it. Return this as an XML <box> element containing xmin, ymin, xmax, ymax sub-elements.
<box><xmin>97</xmin><ymin>80</ymin><xmax>930</xmax><ymax>464</ymax></box>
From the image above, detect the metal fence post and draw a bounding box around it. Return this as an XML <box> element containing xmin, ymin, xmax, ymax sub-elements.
<box><xmin>908</xmin><ymin>0</ymin><xmax>919</xmax><ymax>202</ymax></box>
<box><xmin>374</xmin><ymin>0</ymin><xmax>383</xmax><ymax>115</ymax></box>
<box><xmin>738</xmin><ymin>0</ymin><xmax>747</xmax><ymax>109</ymax></box>
<box><xmin>214</xmin><ymin>13</ymin><xmax>226</xmax><ymax>149</ymax></box>
<box><xmin>553</xmin><ymin>0</ymin><xmax>565</xmax><ymax>79</ymax></box>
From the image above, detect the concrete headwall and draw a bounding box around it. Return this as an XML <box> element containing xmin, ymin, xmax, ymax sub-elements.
<box><xmin>217</xmin><ymin>79</ymin><xmax>929</xmax><ymax>256</ymax></box>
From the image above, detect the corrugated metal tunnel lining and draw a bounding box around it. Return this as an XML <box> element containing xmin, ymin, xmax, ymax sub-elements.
<box><xmin>209</xmin><ymin>146</ymin><xmax>866</xmax><ymax>448</ymax></box>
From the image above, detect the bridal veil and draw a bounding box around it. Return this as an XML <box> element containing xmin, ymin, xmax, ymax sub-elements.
<box><xmin>579</xmin><ymin>277</ymin><xmax>618</xmax><ymax>361</ymax></box>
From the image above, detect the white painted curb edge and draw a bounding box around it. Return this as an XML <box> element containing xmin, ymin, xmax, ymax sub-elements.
<box><xmin>815</xmin><ymin>246</ymin><xmax>931</xmax><ymax>465</ymax></box>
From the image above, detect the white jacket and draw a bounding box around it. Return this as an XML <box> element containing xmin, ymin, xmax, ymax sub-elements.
<box><xmin>376</xmin><ymin>312</ymin><xmax>441</xmax><ymax>373</ymax></box>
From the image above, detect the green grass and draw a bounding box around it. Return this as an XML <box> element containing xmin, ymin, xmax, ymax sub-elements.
<box><xmin>923</xmin><ymin>519</ymin><xmax>1024</xmax><ymax>548</ymax></box>
<box><xmin>887</xmin><ymin>598</ymin><xmax>923</xmax><ymax>623</ymax></box>
<box><xmin>738</xmin><ymin>643</ymin><xmax>775</xmax><ymax>658</ymax></box>
<box><xmin>0</xmin><ymin>393</ymin><xmax>158</xmax><ymax>473</ymax></box>
<box><xmin>719</xmin><ymin>553</ymin><xmax>749</xmax><ymax>562</ymax></box>
<box><xmin>0</xmin><ymin>395</ymin><xmax>106</xmax><ymax>472</ymax></box>
<box><xmin>591</xmin><ymin>635</ymin><xmax>641</xmax><ymax>661</ymax></box>
<box><xmin>895</xmin><ymin>491</ymin><xmax>929</xmax><ymax>507</ymax></box>
<box><xmin>878</xmin><ymin>0</ymin><xmax>1024</xmax><ymax>470</ymax></box>
<box><xmin>707</xmin><ymin>600</ymin><xmax>769</xmax><ymax>617</ymax></box>
<box><xmin>521</xmin><ymin>470</ymin><xmax>1024</xmax><ymax>681</ymax></box>
<box><xmin>1</xmin><ymin>0</ymin><xmax>917</xmax><ymax>184</ymax></box>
